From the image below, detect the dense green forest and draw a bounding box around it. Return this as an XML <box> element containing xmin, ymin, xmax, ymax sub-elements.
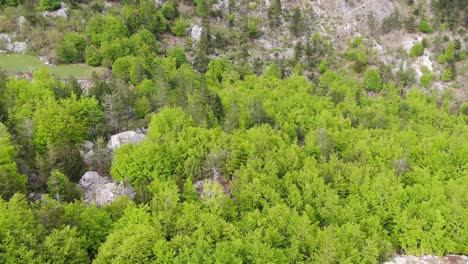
<box><xmin>0</xmin><ymin>0</ymin><xmax>467</xmax><ymax>263</ymax></box>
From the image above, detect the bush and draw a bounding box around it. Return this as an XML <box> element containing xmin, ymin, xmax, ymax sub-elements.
<box><xmin>85</xmin><ymin>46</ymin><xmax>102</xmax><ymax>66</ymax></box>
<box><xmin>57</xmin><ymin>33</ymin><xmax>86</xmax><ymax>63</ymax></box>
<box><xmin>40</xmin><ymin>0</ymin><xmax>60</xmax><ymax>11</ymax></box>
<box><xmin>318</xmin><ymin>58</ymin><xmax>328</xmax><ymax>74</ymax></box>
<box><xmin>112</xmin><ymin>56</ymin><xmax>136</xmax><ymax>81</ymax></box>
<box><xmin>409</xmin><ymin>43</ymin><xmax>424</xmax><ymax>57</ymax></box>
<box><xmin>460</xmin><ymin>103</ymin><xmax>468</xmax><ymax>115</ymax></box>
<box><xmin>421</xmin><ymin>38</ymin><xmax>429</xmax><ymax>48</ymax></box>
<box><xmin>171</xmin><ymin>18</ymin><xmax>188</xmax><ymax>37</ymax></box>
<box><xmin>101</xmin><ymin>41</ymin><xmax>127</xmax><ymax>67</ymax></box>
<box><xmin>57</xmin><ymin>40</ymin><xmax>79</xmax><ymax>63</ymax></box>
<box><xmin>405</xmin><ymin>16</ymin><xmax>418</xmax><ymax>33</ymax></box>
<box><xmin>161</xmin><ymin>1</ymin><xmax>177</xmax><ymax>19</ymax></box>
<box><xmin>441</xmin><ymin>68</ymin><xmax>453</xmax><ymax>81</ymax></box>
<box><xmin>167</xmin><ymin>46</ymin><xmax>187</xmax><ymax>68</ymax></box>
<box><xmin>363</xmin><ymin>68</ymin><xmax>383</xmax><ymax>91</ymax></box>
<box><xmin>134</xmin><ymin>96</ymin><xmax>151</xmax><ymax>119</ymax></box>
<box><xmin>247</xmin><ymin>20</ymin><xmax>261</xmax><ymax>38</ymax></box>
<box><xmin>444</xmin><ymin>42</ymin><xmax>455</xmax><ymax>62</ymax></box>
<box><xmin>381</xmin><ymin>9</ymin><xmax>401</xmax><ymax>34</ymax></box>
<box><xmin>438</xmin><ymin>54</ymin><xmax>446</xmax><ymax>63</ymax></box>
<box><xmin>419</xmin><ymin>20</ymin><xmax>433</xmax><ymax>33</ymax></box>
<box><xmin>420</xmin><ymin>68</ymin><xmax>433</xmax><ymax>87</ymax></box>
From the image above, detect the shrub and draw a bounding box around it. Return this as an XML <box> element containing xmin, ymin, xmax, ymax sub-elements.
<box><xmin>439</xmin><ymin>23</ymin><xmax>447</xmax><ymax>31</ymax></box>
<box><xmin>420</xmin><ymin>68</ymin><xmax>433</xmax><ymax>87</ymax></box>
<box><xmin>101</xmin><ymin>40</ymin><xmax>127</xmax><ymax>67</ymax></box>
<box><xmin>419</xmin><ymin>20</ymin><xmax>433</xmax><ymax>33</ymax></box>
<box><xmin>460</xmin><ymin>50</ymin><xmax>467</xmax><ymax>60</ymax></box>
<box><xmin>57</xmin><ymin>40</ymin><xmax>79</xmax><ymax>63</ymax></box>
<box><xmin>161</xmin><ymin>1</ymin><xmax>177</xmax><ymax>19</ymax></box>
<box><xmin>171</xmin><ymin>18</ymin><xmax>188</xmax><ymax>37</ymax></box>
<box><xmin>134</xmin><ymin>96</ymin><xmax>151</xmax><ymax>119</ymax></box>
<box><xmin>57</xmin><ymin>33</ymin><xmax>86</xmax><ymax>63</ymax></box>
<box><xmin>167</xmin><ymin>46</ymin><xmax>187</xmax><ymax>68</ymax></box>
<box><xmin>264</xmin><ymin>63</ymin><xmax>281</xmax><ymax>79</ymax></box>
<box><xmin>318</xmin><ymin>58</ymin><xmax>328</xmax><ymax>74</ymax></box>
<box><xmin>381</xmin><ymin>9</ymin><xmax>401</xmax><ymax>34</ymax></box>
<box><xmin>247</xmin><ymin>20</ymin><xmax>261</xmax><ymax>38</ymax></box>
<box><xmin>421</xmin><ymin>38</ymin><xmax>429</xmax><ymax>48</ymax></box>
<box><xmin>40</xmin><ymin>0</ymin><xmax>60</xmax><ymax>11</ymax></box>
<box><xmin>112</xmin><ymin>56</ymin><xmax>136</xmax><ymax>81</ymax></box>
<box><xmin>409</xmin><ymin>43</ymin><xmax>424</xmax><ymax>57</ymax></box>
<box><xmin>405</xmin><ymin>16</ymin><xmax>418</xmax><ymax>33</ymax></box>
<box><xmin>438</xmin><ymin>54</ymin><xmax>446</xmax><ymax>63</ymax></box>
<box><xmin>441</xmin><ymin>69</ymin><xmax>453</xmax><ymax>81</ymax></box>
<box><xmin>444</xmin><ymin>42</ymin><xmax>455</xmax><ymax>62</ymax></box>
<box><xmin>85</xmin><ymin>46</ymin><xmax>102</xmax><ymax>66</ymax></box>
<box><xmin>460</xmin><ymin>103</ymin><xmax>468</xmax><ymax>115</ymax></box>
<box><xmin>363</xmin><ymin>68</ymin><xmax>383</xmax><ymax>91</ymax></box>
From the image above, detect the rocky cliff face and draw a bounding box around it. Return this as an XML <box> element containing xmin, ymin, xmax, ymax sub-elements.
<box><xmin>79</xmin><ymin>171</ymin><xmax>135</xmax><ymax>206</ymax></box>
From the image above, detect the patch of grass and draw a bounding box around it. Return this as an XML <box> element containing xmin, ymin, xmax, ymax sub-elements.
<box><xmin>0</xmin><ymin>53</ymin><xmax>106</xmax><ymax>79</ymax></box>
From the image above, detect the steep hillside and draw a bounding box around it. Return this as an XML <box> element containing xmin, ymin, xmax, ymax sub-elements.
<box><xmin>0</xmin><ymin>0</ymin><xmax>467</xmax><ymax>263</ymax></box>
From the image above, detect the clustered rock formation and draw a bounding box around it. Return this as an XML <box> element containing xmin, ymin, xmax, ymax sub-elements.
<box><xmin>79</xmin><ymin>130</ymin><xmax>146</xmax><ymax>206</ymax></box>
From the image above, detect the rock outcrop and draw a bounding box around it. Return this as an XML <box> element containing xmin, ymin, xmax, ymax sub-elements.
<box><xmin>0</xmin><ymin>34</ymin><xmax>27</xmax><ymax>53</ymax></box>
<box><xmin>79</xmin><ymin>171</ymin><xmax>135</xmax><ymax>206</ymax></box>
<box><xmin>190</xmin><ymin>25</ymin><xmax>203</xmax><ymax>42</ymax></box>
<box><xmin>42</xmin><ymin>2</ymin><xmax>69</xmax><ymax>18</ymax></box>
<box><xmin>107</xmin><ymin>130</ymin><xmax>146</xmax><ymax>150</ymax></box>
<box><xmin>384</xmin><ymin>255</ymin><xmax>468</xmax><ymax>264</ymax></box>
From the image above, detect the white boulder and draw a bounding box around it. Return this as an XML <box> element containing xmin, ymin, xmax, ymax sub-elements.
<box><xmin>42</xmin><ymin>2</ymin><xmax>68</xmax><ymax>18</ymax></box>
<box><xmin>79</xmin><ymin>171</ymin><xmax>135</xmax><ymax>206</ymax></box>
<box><xmin>190</xmin><ymin>25</ymin><xmax>203</xmax><ymax>42</ymax></box>
<box><xmin>384</xmin><ymin>255</ymin><xmax>468</xmax><ymax>264</ymax></box>
<box><xmin>107</xmin><ymin>131</ymin><xmax>145</xmax><ymax>150</ymax></box>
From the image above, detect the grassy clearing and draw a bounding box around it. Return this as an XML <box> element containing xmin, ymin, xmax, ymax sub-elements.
<box><xmin>0</xmin><ymin>53</ymin><xmax>106</xmax><ymax>79</ymax></box>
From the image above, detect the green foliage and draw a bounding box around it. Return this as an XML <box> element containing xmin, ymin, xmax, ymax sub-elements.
<box><xmin>267</xmin><ymin>0</ymin><xmax>282</xmax><ymax>28</ymax></box>
<box><xmin>39</xmin><ymin>0</ymin><xmax>60</xmax><ymax>11</ymax></box>
<box><xmin>318</xmin><ymin>58</ymin><xmax>328</xmax><ymax>74</ymax></box>
<box><xmin>33</xmin><ymin>95</ymin><xmax>103</xmax><ymax>152</ymax></box>
<box><xmin>0</xmin><ymin>123</ymin><xmax>27</xmax><ymax>199</ymax></box>
<box><xmin>47</xmin><ymin>170</ymin><xmax>80</xmax><ymax>203</ymax></box>
<box><xmin>460</xmin><ymin>103</ymin><xmax>468</xmax><ymax>115</ymax></box>
<box><xmin>381</xmin><ymin>9</ymin><xmax>402</xmax><ymax>34</ymax></box>
<box><xmin>410</xmin><ymin>43</ymin><xmax>424</xmax><ymax>57</ymax></box>
<box><xmin>443</xmin><ymin>42</ymin><xmax>455</xmax><ymax>62</ymax></box>
<box><xmin>86</xmin><ymin>15</ymin><xmax>129</xmax><ymax>45</ymax></box>
<box><xmin>112</xmin><ymin>56</ymin><xmax>136</xmax><ymax>81</ymax></box>
<box><xmin>194</xmin><ymin>0</ymin><xmax>211</xmax><ymax>18</ymax></box>
<box><xmin>0</xmin><ymin>0</ymin><xmax>17</xmax><ymax>7</ymax></box>
<box><xmin>167</xmin><ymin>46</ymin><xmax>188</xmax><ymax>68</ymax></box>
<box><xmin>264</xmin><ymin>63</ymin><xmax>282</xmax><ymax>79</ymax></box>
<box><xmin>420</xmin><ymin>68</ymin><xmax>433</xmax><ymax>87</ymax></box>
<box><xmin>134</xmin><ymin>96</ymin><xmax>151</xmax><ymax>119</ymax></box>
<box><xmin>405</xmin><ymin>16</ymin><xmax>418</xmax><ymax>33</ymax></box>
<box><xmin>246</xmin><ymin>19</ymin><xmax>261</xmax><ymax>38</ymax></box>
<box><xmin>171</xmin><ymin>18</ymin><xmax>188</xmax><ymax>37</ymax></box>
<box><xmin>1</xmin><ymin>5</ymin><xmax>468</xmax><ymax>261</ymax></box>
<box><xmin>161</xmin><ymin>1</ymin><xmax>177</xmax><ymax>19</ymax></box>
<box><xmin>441</xmin><ymin>68</ymin><xmax>453</xmax><ymax>81</ymax></box>
<box><xmin>289</xmin><ymin>7</ymin><xmax>303</xmax><ymax>36</ymax></box>
<box><xmin>419</xmin><ymin>20</ymin><xmax>434</xmax><ymax>33</ymax></box>
<box><xmin>85</xmin><ymin>46</ymin><xmax>102</xmax><ymax>66</ymax></box>
<box><xmin>363</xmin><ymin>68</ymin><xmax>383</xmax><ymax>91</ymax></box>
<box><xmin>42</xmin><ymin>226</ymin><xmax>89</xmax><ymax>264</ymax></box>
<box><xmin>57</xmin><ymin>33</ymin><xmax>86</xmax><ymax>64</ymax></box>
<box><xmin>151</xmin><ymin>12</ymin><xmax>168</xmax><ymax>33</ymax></box>
<box><xmin>0</xmin><ymin>194</ymin><xmax>43</xmax><ymax>263</ymax></box>
<box><xmin>206</xmin><ymin>58</ymin><xmax>235</xmax><ymax>85</ymax></box>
